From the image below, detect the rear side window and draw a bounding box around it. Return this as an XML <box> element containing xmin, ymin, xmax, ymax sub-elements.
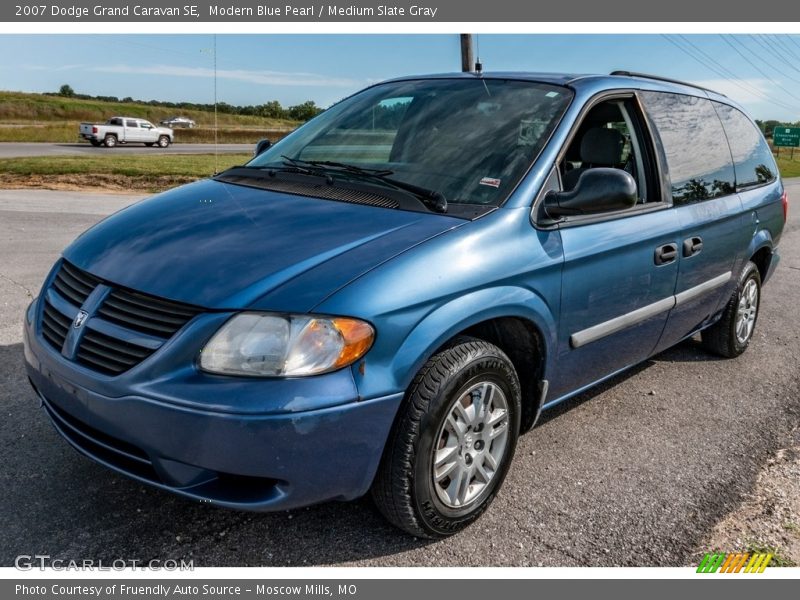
<box><xmin>641</xmin><ymin>92</ymin><xmax>736</xmax><ymax>205</ymax></box>
<box><xmin>125</xmin><ymin>120</ymin><xmax>138</xmax><ymax>128</ymax></box>
<box><xmin>713</xmin><ymin>103</ymin><xmax>777</xmax><ymax>189</ymax></box>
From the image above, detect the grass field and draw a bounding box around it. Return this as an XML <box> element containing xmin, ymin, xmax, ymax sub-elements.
<box><xmin>0</xmin><ymin>153</ymin><xmax>252</xmax><ymax>192</ymax></box>
<box><xmin>0</xmin><ymin>90</ymin><xmax>299</xmax><ymax>143</ymax></box>
<box><xmin>776</xmin><ymin>151</ymin><xmax>800</xmax><ymax>178</ymax></box>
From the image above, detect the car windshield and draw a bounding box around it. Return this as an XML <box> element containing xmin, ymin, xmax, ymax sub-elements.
<box><xmin>248</xmin><ymin>78</ymin><xmax>573</xmax><ymax>207</ymax></box>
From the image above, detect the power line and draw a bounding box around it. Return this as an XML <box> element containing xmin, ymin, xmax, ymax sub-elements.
<box><xmin>661</xmin><ymin>35</ymin><xmax>795</xmax><ymax>110</ymax></box>
<box><xmin>661</xmin><ymin>35</ymin><xmax>800</xmax><ymax>113</ymax></box>
<box><xmin>766</xmin><ymin>34</ymin><xmax>800</xmax><ymax>63</ymax></box>
<box><xmin>786</xmin><ymin>36</ymin><xmax>800</xmax><ymax>55</ymax></box>
<box><xmin>750</xmin><ymin>34</ymin><xmax>800</xmax><ymax>76</ymax></box>
<box><xmin>720</xmin><ymin>35</ymin><xmax>800</xmax><ymax>103</ymax></box>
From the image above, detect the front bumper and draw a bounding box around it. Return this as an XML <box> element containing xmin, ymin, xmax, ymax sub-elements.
<box><xmin>23</xmin><ymin>306</ymin><xmax>403</xmax><ymax>511</ymax></box>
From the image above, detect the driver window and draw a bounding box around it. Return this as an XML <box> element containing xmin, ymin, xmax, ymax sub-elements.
<box><xmin>560</xmin><ymin>99</ymin><xmax>652</xmax><ymax>204</ymax></box>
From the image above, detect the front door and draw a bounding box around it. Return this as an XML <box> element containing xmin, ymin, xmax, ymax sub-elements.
<box><xmin>124</xmin><ymin>119</ymin><xmax>143</xmax><ymax>142</ymax></box>
<box><xmin>548</xmin><ymin>95</ymin><xmax>681</xmax><ymax>401</ymax></box>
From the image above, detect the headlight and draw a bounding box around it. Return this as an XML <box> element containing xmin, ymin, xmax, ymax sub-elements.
<box><xmin>199</xmin><ymin>313</ymin><xmax>374</xmax><ymax>377</ymax></box>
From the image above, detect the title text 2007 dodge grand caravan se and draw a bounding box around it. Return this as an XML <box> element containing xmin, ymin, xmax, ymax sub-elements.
<box><xmin>24</xmin><ymin>72</ymin><xmax>787</xmax><ymax>537</ymax></box>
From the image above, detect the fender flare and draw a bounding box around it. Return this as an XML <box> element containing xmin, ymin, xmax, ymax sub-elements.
<box><xmin>388</xmin><ymin>286</ymin><xmax>558</xmax><ymax>395</ymax></box>
<box><xmin>744</xmin><ymin>229</ymin><xmax>776</xmax><ymax>281</ymax></box>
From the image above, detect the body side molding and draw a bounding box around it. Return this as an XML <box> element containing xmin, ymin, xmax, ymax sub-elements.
<box><xmin>570</xmin><ymin>271</ymin><xmax>732</xmax><ymax>349</ymax></box>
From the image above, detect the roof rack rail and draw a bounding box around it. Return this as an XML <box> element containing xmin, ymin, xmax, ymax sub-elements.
<box><xmin>609</xmin><ymin>71</ymin><xmax>725</xmax><ymax>96</ymax></box>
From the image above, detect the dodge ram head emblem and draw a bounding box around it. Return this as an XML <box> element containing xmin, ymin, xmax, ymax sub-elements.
<box><xmin>73</xmin><ymin>310</ymin><xmax>89</xmax><ymax>329</ymax></box>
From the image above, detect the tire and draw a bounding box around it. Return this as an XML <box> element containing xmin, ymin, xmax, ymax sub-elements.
<box><xmin>103</xmin><ymin>135</ymin><xmax>117</xmax><ymax>148</ymax></box>
<box><xmin>157</xmin><ymin>135</ymin><xmax>170</xmax><ymax>148</ymax></box>
<box><xmin>701</xmin><ymin>261</ymin><xmax>761</xmax><ymax>358</ymax></box>
<box><xmin>371</xmin><ymin>337</ymin><xmax>521</xmax><ymax>538</ymax></box>
<box><xmin>89</xmin><ymin>139</ymin><xmax>101</xmax><ymax>147</ymax></box>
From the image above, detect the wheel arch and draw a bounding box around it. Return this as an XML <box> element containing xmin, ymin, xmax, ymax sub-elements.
<box><xmin>388</xmin><ymin>286</ymin><xmax>557</xmax><ymax>432</ymax></box>
<box><xmin>749</xmin><ymin>243</ymin><xmax>774</xmax><ymax>283</ymax></box>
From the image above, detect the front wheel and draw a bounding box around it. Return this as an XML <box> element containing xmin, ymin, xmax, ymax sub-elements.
<box><xmin>701</xmin><ymin>261</ymin><xmax>761</xmax><ymax>358</ymax></box>
<box><xmin>157</xmin><ymin>135</ymin><xmax>170</xmax><ymax>148</ymax></box>
<box><xmin>371</xmin><ymin>337</ymin><xmax>521</xmax><ymax>538</ymax></box>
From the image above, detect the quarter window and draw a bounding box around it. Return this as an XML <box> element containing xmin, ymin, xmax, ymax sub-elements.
<box><xmin>641</xmin><ymin>92</ymin><xmax>736</xmax><ymax>205</ymax></box>
<box><xmin>713</xmin><ymin>103</ymin><xmax>777</xmax><ymax>189</ymax></box>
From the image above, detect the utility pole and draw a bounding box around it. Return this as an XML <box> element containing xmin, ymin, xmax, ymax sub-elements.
<box><xmin>460</xmin><ymin>34</ymin><xmax>474</xmax><ymax>72</ymax></box>
<box><xmin>201</xmin><ymin>36</ymin><xmax>218</xmax><ymax>174</ymax></box>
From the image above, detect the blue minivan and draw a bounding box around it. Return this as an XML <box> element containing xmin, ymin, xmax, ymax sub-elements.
<box><xmin>24</xmin><ymin>72</ymin><xmax>787</xmax><ymax>537</ymax></box>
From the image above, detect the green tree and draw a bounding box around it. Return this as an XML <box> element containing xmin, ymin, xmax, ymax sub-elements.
<box><xmin>288</xmin><ymin>100</ymin><xmax>322</xmax><ymax>121</ymax></box>
<box><xmin>58</xmin><ymin>84</ymin><xmax>75</xmax><ymax>97</ymax></box>
<box><xmin>257</xmin><ymin>100</ymin><xmax>286</xmax><ymax>119</ymax></box>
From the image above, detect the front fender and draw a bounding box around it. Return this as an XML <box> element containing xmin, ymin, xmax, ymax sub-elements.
<box><xmin>351</xmin><ymin>286</ymin><xmax>558</xmax><ymax>401</ymax></box>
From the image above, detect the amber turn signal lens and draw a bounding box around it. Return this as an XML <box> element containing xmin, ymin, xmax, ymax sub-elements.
<box><xmin>331</xmin><ymin>318</ymin><xmax>375</xmax><ymax>368</ymax></box>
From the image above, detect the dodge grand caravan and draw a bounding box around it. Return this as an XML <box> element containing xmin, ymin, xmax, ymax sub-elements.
<box><xmin>23</xmin><ymin>72</ymin><xmax>787</xmax><ymax>538</ymax></box>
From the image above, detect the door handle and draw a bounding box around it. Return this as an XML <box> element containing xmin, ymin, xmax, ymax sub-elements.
<box><xmin>682</xmin><ymin>236</ymin><xmax>703</xmax><ymax>257</ymax></box>
<box><xmin>654</xmin><ymin>243</ymin><xmax>678</xmax><ymax>265</ymax></box>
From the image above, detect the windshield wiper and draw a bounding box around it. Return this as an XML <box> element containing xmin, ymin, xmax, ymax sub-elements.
<box><xmin>281</xmin><ymin>156</ymin><xmax>448</xmax><ymax>213</ymax></box>
<box><xmin>242</xmin><ymin>157</ymin><xmax>324</xmax><ymax>177</ymax></box>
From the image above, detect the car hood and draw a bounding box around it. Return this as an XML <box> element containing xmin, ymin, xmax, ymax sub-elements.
<box><xmin>64</xmin><ymin>179</ymin><xmax>463</xmax><ymax>310</ymax></box>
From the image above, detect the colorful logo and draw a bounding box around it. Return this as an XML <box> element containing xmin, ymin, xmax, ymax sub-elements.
<box><xmin>697</xmin><ymin>552</ymin><xmax>772</xmax><ymax>573</ymax></box>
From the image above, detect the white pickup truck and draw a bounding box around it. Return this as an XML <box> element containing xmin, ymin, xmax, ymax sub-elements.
<box><xmin>79</xmin><ymin>117</ymin><xmax>174</xmax><ymax>148</ymax></box>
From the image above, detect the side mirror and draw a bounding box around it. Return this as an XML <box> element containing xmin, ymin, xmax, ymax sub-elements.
<box><xmin>254</xmin><ymin>139</ymin><xmax>272</xmax><ymax>156</ymax></box>
<box><xmin>545</xmin><ymin>168</ymin><xmax>637</xmax><ymax>219</ymax></box>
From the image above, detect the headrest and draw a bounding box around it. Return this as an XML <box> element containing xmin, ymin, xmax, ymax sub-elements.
<box><xmin>580</xmin><ymin>127</ymin><xmax>625</xmax><ymax>165</ymax></box>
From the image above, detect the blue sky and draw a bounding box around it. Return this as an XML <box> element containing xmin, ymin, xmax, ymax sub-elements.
<box><xmin>1</xmin><ymin>34</ymin><xmax>800</xmax><ymax>120</ymax></box>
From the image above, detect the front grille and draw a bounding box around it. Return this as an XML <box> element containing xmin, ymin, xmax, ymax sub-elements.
<box><xmin>41</xmin><ymin>299</ymin><xmax>70</xmax><ymax>352</ymax></box>
<box><xmin>40</xmin><ymin>260</ymin><xmax>203</xmax><ymax>376</ymax></box>
<box><xmin>98</xmin><ymin>288</ymin><xmax>201</xmax><ymax>338</ymax></box>
<box><xmin>76</xmin><ymin>327</ymin><xmax>157</xmax><ymax>376</ymax></box>
<box><xmin>52</xmin><ymin>259</ymin><xmax>101</xmax><ymax>307</ymax></box>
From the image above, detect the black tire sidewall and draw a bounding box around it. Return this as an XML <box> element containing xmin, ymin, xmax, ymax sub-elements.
<box><xmin>158</xmin><ymin>136</ymin><xmax>169</xmax><ymax>147</ymax></box>
<box><xmin>411</xmin><ymin>352</ymin><xmax>520</xmax><ymax>536</ymax></box>
<box><xmin>729</xmin><ymin>263</ymin><xmax>761</xmax><ymax>354</ymax></box>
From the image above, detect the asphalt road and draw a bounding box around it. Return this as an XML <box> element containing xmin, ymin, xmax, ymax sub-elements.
<box><xmin>0</xmin><ymin>142</ymin><xmax>253</xmax><ymax>159</ymax></box>
<box><xmin>0</xmin><ymin>185</ymin><xmax>799</xmax><ymax>567</ymax></box>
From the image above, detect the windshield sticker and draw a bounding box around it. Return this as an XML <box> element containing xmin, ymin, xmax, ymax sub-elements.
<box><xmin>479</xmin><ymin>177</ymin><xmax>502</xmax><ymax>188</ymax></box>
<box><xmin>545</xmin><ymin>91</ymin><xmax>561</xmax><ymax>98</ymax></box>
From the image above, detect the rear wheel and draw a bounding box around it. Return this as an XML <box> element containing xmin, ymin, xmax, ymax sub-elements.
<box><xmin>157</xmin><ymin>135</ymin><xmax>170</xmax><ymax>148</ymax></box>
<box><xmin>701</xmin><ymin>261</ymin><xmax>761</xmax><ymax>358</ymax></box>
<box><xmin>371</xmin><ymin>337</ymin><xmax>521</xmax><ymax>538</ymax></box>
<box><xmin>103</xmin><ymin>135</ymin><xmax>117</xmax><ymax>148</ymax></box>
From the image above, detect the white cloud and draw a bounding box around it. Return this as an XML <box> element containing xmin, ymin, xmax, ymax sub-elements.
<box><xmin>89</xmin><ymin>64</ymin><xmax>360</xmax><ymax>88</ymax></box>
<box><xmin>20</xmin><ymin>63</ymin><xmax>86</xmax><ymax>71</ymax></box>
